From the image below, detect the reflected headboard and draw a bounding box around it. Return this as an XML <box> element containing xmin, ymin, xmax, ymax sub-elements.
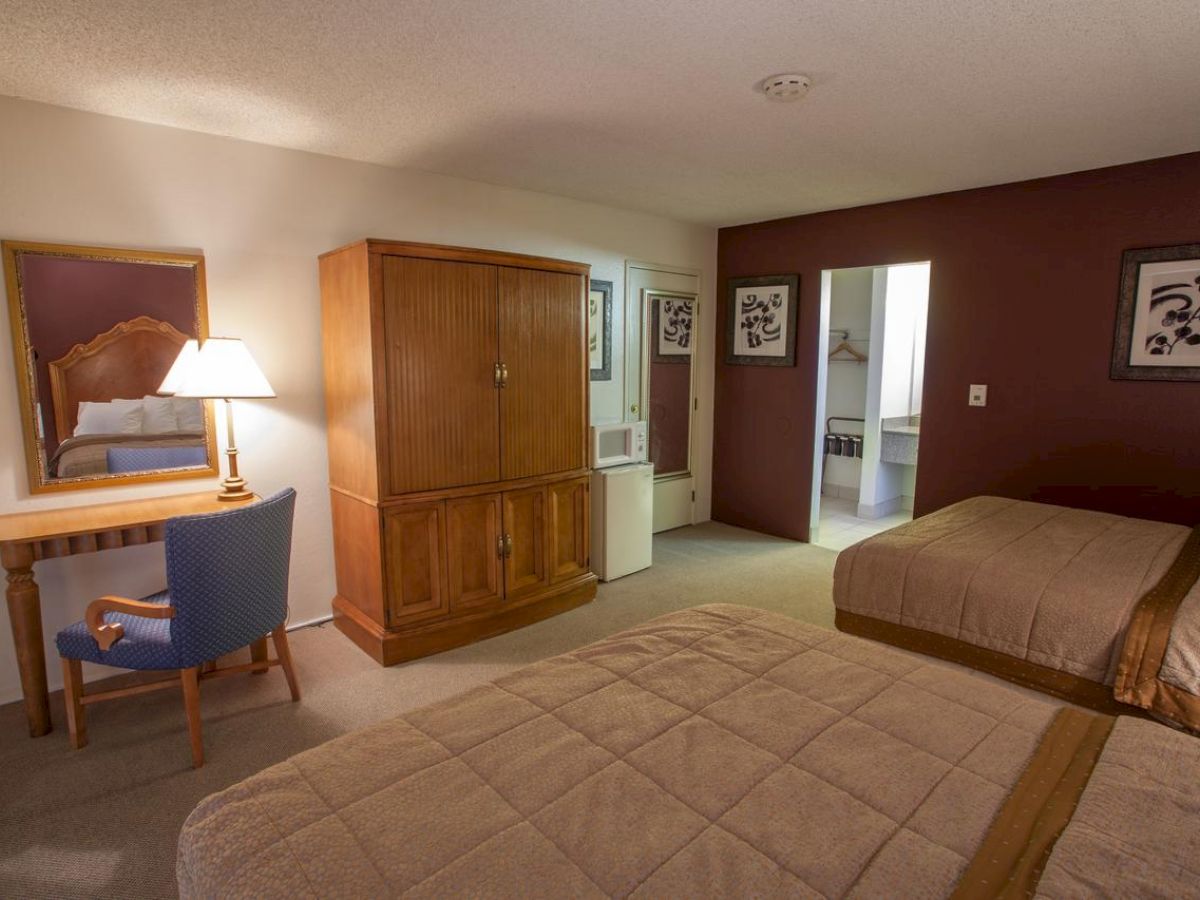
<box><xmin>48</xmin><ymin>315</ymin><xmax>188</xmax><ymax>440</ymax></box>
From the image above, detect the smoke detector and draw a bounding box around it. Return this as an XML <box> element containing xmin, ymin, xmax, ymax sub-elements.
<box><xmin>760</xmin><ymin>73</ymin><xmax>811</xmax><ymax>102</ymax></box>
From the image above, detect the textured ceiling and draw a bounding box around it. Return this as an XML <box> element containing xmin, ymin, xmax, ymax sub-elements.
<box><xmin>1</xmin><ymin>0</ymin><xmax>1199</xmax><ymax>225</ymax></box>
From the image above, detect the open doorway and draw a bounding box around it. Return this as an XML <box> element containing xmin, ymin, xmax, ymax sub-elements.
<box><xmin>810</xmin><ymin>262</ymin><xmax>930</xmax><ymax>550</ymax></box>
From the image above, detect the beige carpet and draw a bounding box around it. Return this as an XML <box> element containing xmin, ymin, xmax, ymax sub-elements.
<box><xmin>0</xmin><ymin>522</ymin><xmax>837</xmax><ymax>899</ymax></box>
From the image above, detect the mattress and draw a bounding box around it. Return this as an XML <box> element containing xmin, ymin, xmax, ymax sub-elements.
<box><xmin>177</xmin><ymin>604</ymin><xmax>1200</xmax><ymax>898</ymax></box>
<box><xmin>834</xmin><ymin>496</ymin><xmax>1200</xmax><ymax>730</ymax></box>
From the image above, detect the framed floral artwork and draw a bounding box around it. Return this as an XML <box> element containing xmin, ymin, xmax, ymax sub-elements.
<box><xmin>589</xmin><ymin>279</ymin><xmax>612</xmax><ymax>381</ymax></box>
<box><xmin>725</xmin><ymin>274</ymin><xmax>799</xmax><ymax>366</ymax></box>
<box><xmin>1111</xmin><ymin>243</ymin><xmax>1200</xmax><ymax>381</ymax></box>
<box><xmin>650</xmin><ymin>293</ymin><xmax>694</xmax><ymax>364</ymax></box>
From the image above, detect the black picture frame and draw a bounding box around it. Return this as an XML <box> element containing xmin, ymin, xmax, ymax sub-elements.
<box><xmin>649</xmin><ymin>293</ymin><xmax>694</xmax><ymax>364</ymax></box>
<box><xmin>1111</xmin><ymin>243</ymin><xmax>1200</xmax><ymax>382</ymax></box>
<box><xmin>589</xmin><ymin>279</ymin><xmax>613</xmax><ymax>381</ymax></box>
<box><xmin>725</xmin><ymin>274</ymin><xmax>800</xmax><ymax>366</ymax></box>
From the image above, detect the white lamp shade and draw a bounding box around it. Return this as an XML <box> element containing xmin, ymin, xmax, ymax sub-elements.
<box><xmin>157</xmin><ymin>339</ymin><xmax>200</xmax><ymax>395</ymax></box>
<box><xmin>172</xmin><ymin>337</ymin><xmax>276</xmax><ymax>399</ymax></box>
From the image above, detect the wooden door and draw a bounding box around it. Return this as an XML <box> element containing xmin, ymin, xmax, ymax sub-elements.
<box><xmin>382</xmin><ymin>256</ymin><xmax>500</xmax><ymax>494</ymax></box>
<box><xmin>446</xmin><ymin>493</ymin><xmax>503</xmax><ymax>611</ymax></box>
<box><xmin>502</xmin><ymin>486</ymin><xmax>548</xmax><ymax>599</ymax></box>
<box><xmin>548</xmin><ymin>476</ymin><xmax>590</xmax><ymax>583</ymax></box>
<box><xmin>498</xmin><ymin>267</ymin><xmax>586</xmax><ymax>479</ymax></box>
<box><xmin>383</xmin><ymin>503</ymin><xmax>448</xmax><ymax>625</ymax></box>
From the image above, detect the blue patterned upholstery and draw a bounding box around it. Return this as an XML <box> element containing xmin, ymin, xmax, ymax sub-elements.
<box><xmin>106</xmin><ymin>446</ymin><xmax>208</xmax><ymax>473</ymax></box>
<box><xmin>55</xmin><ymin>489</ymin><xmax>297</xmax><ymax>670</ymax></box>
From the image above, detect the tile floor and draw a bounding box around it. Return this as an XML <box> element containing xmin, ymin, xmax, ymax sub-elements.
<box><xmin>812</xmin><ymin>495</ymin><xmax>912</xmax><ymax>552</ymax></box>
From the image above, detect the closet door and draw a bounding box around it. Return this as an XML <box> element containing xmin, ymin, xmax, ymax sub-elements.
<box><xmin>498</xmin><ymin>267</ymin><xmax>586</xmax><ymax>479</ymax></box>
<box><xmin>501</xmin><ymin>486</ymin><xmax>548</xmax><ymax>599</ymax></box>
<box><xmin>446</xmin><ymin>493</ymin><xmax>503</xmax><ymax>612</ymax></box>
<box><xmin>383</xmin><ymin>256</ymin><xmax>500</xmax><ymax>494</ymax></box>
<box><xmin>548</xmin><ymin>476</ymin><xmax>590</xmax><ymax>583</ymax></box>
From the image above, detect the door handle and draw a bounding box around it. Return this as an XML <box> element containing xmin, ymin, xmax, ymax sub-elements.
<box><xmin>503</xmin><ymin>533</ymin><xmax>513</xmax><ymax>558</ymax></box>
<box><xmin>499</xmin><ymin>363</ymin><xmax>509</xmax><ymax>388</ymax></box>
<box><xmin>497</xmin><ymin>535</ymin><xmax>506</xmax><ymax>559</ymax></box>
<box><xmin>494</xmin><ymin>362</ymin><xmax>503</xmax><ymax>388</ymax></box>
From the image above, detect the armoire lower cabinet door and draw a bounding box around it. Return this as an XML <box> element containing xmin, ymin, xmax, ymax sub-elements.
<box><xmin>501</xmin><ymin>486</ymin><xmax>548</xmax><ymax>599</ymax></box>
<box><xmin>549</xmin><ymin>477</ymin><xmax>590</xmax><ymax>583</ymax></box>
<box><xmin>446</xmin><ymin>493</ymin><xmax>503</xmax><ymax>612</ymax></box>
<box><xmin>383</xmin><ymin>503</ymin><xmax>449</xmax><ymax>625</ymax></box>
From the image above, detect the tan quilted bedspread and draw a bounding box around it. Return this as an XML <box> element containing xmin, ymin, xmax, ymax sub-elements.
<box><xmin>178</xmin><ymin>604</ymin><xmax>1076</xmax><ymax>898</ymax></box>
<box><xmin>834</xmin><ymin>496</ymin><xmax>1196</xmax><ymax>686</ymax></box>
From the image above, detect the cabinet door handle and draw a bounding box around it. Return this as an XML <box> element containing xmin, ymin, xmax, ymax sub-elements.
<box><xmin>494</xmin><ymin>362</ymin><xmax>503</xmax><ymax>388</ymax></box>
<box><xmin>503</xmin><ymin>533</ymin><xmax>513</xmax><ymax>558</ymax></box>
<box><xmin>497</xmin><ymin>535</ymin><xmax>506</xmax><ymax>559</ymax></box>
<box><xmin>499</xmin><ymin>363</ymin><xmax>509</xmax><ymax>388</ymax></box>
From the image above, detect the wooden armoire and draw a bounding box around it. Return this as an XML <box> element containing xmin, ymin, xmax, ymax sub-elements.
<box><xmin>319</xmin><ymin>240</ymin><xmax>596</xmax><ymax>665</ymax></box>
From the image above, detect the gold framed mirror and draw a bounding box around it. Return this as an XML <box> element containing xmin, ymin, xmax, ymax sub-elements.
<box><xmin>2</xmin><ymin>240</ymin><xmax>218</xmax><ymax>494</ymax></box>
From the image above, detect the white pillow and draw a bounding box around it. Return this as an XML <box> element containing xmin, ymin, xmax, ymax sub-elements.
<box><xmin>74</xmin><ymin>399</ymin><xmax>143</xmax><ymax>436</ymax></box>
<box><xmin>141</xmin><ymin>395</ymin><xmax>181</xmax><ymax>434</ymax></box>
<box><xmin>172</xmin><ymin>398</ymin><xmax>205</xmax><ymax>433</ymax></box>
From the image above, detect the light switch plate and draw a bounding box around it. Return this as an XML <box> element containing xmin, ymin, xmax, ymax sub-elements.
<box><xmin>969</xmin><ymin>384</ymin><xmax>988</xmax><ymax>407</ymax></box>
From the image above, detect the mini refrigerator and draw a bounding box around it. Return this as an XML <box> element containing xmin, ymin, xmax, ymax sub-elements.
<box><xmin>591</xmin><ymin>462</ymin><xmax>654</xmax><ymax>581</ymax></box>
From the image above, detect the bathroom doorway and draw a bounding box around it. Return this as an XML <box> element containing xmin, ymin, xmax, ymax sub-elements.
<box><xmin>809</xmin><ymin>262</ymin><xmax>930</xmax><ymax>550</ymax></box>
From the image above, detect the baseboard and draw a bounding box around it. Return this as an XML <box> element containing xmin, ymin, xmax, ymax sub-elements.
<box><xmin>857</xmin><ymin>496</ymin><xmax>902</xmax><ymax>519</ymax></box>
<box><xmin>821</xmin><ymin>482</ymin><xmax>861</xmax><ymax>502</ymax></box>
<box><xmin>333</xmin><ymin>574</ymin><xmax>598</xmax><ymax>667</ymax></box>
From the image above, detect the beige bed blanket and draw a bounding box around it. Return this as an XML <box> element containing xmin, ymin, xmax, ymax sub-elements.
<box><xmin>49</xmin><ymin>432</ymin><xmax>206</xmax><ymax>478</ymax></box>
<box><xmin>176</xmin><ymin>604</ymin><xmax>1199</xmax><ymax>898</ymax></box>
<box><xmin>834</xmin><ymin>496</ymin><xmax>1200</xmax><ymax>727</ymax></box>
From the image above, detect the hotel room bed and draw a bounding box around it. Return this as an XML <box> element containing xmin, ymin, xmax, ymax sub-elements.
<box><xmin>835</xmin><ymin>496</ymin><xmax>1200</xmax><ymax>732</ymax></box>
<box><xmin>177</xmin><ymin>604</ymin><xmax>1200</xmax><ymax>898</ymax></box>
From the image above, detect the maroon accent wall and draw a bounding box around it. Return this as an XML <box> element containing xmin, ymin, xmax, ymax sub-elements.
<box><xmin>20</xmin><ymin>255</ymin><xmax>196</xmax><ymax>453</ymax></box>
<box><xmin>714</xmin><ymin>152</ymin><xmax>1200</xmax><ymax>541</ymax></box>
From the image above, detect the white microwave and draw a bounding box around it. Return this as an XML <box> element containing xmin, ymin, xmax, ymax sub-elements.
<box><xmin>591</xmin><ymin>421</ymin><xmax>648</xmax><ymax>468</ymax></box>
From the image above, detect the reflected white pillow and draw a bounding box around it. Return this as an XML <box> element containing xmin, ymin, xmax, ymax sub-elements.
<box><xmin>74</xmin><ymin>399</ymin><xmax>143</xmax><ymax>436</ymax></box>
<box><xmin>141</xmin><ymin>395</ymin><xmax>180</xmax><ymax>434</ymax></box>
<box><xmin>172</xmin><ymin>398</ymin><xmax>204</xmax><ymax>433</ymax></box>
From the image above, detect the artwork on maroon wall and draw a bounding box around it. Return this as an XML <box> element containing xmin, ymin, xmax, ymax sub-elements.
<box><xmin>650</xmin><ymin>294</ymin><xmax>693</xmax><ymax>364</ymax></box>
<box><xmin>1112</xmin><ymin>243</ymin><xmax>1200</xmax><ymax>381</ymax></box>
<box><xmin>725</xmin><ymin>274</ymin><xmax>799</xmax><ymax>366</ymax></box>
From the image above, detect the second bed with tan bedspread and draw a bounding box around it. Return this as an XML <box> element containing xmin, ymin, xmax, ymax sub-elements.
<box><xmin>177</xmin><ymin>604</ymin><xmax>1200</xmax><ymax>898</ymax></box>
<box><xmin>834</xmin><ymin>496</ymin><xmax>1200</xmax><ymax>730</ymax></box>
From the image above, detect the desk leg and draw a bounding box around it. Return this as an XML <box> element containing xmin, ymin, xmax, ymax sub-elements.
<box><xmin>2</xmin><ymin>543</ymin><xmax>51</xmax><ymax>737</ymax></box>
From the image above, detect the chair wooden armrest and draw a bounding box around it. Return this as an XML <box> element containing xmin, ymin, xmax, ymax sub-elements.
<box><xmin>86</xmin><ymin>596</ymin><xmax>176</xmax><ymax>651</ymax></box>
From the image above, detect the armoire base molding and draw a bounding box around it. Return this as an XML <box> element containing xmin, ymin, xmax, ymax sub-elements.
<box><xmin>332</xmin><ymin>573</ymin><xmax>598</xmax><ymax>667</ymax></box>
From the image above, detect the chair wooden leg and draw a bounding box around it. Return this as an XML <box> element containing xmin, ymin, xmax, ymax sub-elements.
<box><xmin>272</xmin><ymin>625</ymin><xmax>301</xmax><ymax>702</ymax></box>
<box><xmin>180</xmin><ymin>667</ymin><xmax>204</xmax><ymax>768</ymax></box>
<box><xmin>249</xmin><ymin>637</ymin><xmax>268</xmax><ymax>675</ymax></box>
<box><xmin>60</xmin><ymin>657</ymin><xmax>87</xmax><ymax>749</ymax></box>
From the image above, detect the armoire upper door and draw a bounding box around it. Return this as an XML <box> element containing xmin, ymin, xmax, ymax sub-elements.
<box><xmin>382</xmin><ymin>256</ymin><xmax>500</xmax><ymax>494</ymax></box>
<box><xmin>498</xmin><ymin>267</ymin><xmax>586</xmax><ymax>480</ymax></box>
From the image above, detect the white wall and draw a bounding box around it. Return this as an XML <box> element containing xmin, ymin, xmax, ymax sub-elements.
<box><xmin>0</xmin><ymin>97</ymin><xmax>716</xmax><ymax>702</ymax></box>
<box><xmin>821</xmin><ymin>268</ymin><xmax>873</xmax><ymax>496</ymax></box>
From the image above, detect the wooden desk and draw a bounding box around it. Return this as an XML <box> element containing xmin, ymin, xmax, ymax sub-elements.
<box><xmin>1</xmin><ymin>492</ymin><xmax>236</xmax><ymax>737</ymax></box>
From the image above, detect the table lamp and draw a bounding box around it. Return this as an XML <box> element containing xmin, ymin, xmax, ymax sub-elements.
<box><xmin>160</xmin><ymin>337</ymin><xmax>275</xmax><ymax>502</ymax></box>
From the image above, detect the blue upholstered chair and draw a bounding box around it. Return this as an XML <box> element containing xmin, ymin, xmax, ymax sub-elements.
<box><xmin>55</xmin><ymin>488</ymin><xmax>299</xmax><ymax>768</ymax></box>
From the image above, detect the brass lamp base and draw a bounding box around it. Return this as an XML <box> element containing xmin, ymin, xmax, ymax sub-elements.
<box><xmin>216</xmin><ymin>399</ymin><xmax>255</xmax><ymax>502</ymax></box>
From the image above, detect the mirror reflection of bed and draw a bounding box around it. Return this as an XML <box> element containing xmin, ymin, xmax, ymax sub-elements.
<box><xmin>4</xmin><ymin>242</ymin><xmax>217</xmax><ymax>490</ymax></box>
<box><xmin>45</xmin><ymin>316</ymin><xmax>207</xmax><ymax>479</ymax></box>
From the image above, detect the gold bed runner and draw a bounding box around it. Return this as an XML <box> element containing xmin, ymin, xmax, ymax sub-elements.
<box><xmin>952</xmin><ymin>708</ymin><xmax>1114</xmax><ymax>900</ymax></box>
<box><xmin>835</xmin><ymin>609</ymin><xmax>1133</xmax><ymax>716</ymax></box>
<box><xmin>1113</xmin><ymin>524</ymin><xmax>1200</xmax><ymax>730</ymax></box>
